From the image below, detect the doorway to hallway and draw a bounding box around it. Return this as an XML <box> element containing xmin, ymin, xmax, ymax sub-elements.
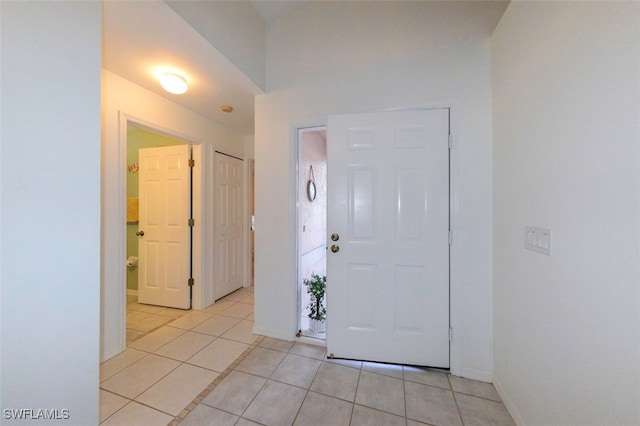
<box><xmin>297</xmin><ymin>127</ymin><xmax>328</xmax><ymax>340</ymax></box>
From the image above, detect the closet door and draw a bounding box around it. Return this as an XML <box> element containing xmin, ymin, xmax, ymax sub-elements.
<box><xmin>213</xmin><ymin>152</ymin><xmax>244</xmax><ymax>300</ymax></box>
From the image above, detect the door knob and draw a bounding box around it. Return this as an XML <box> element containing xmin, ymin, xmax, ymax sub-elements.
<box><xmin>136</xmin><ymin>231</ymin><xmax>144</xmax><ymax>236</ymax></box>
<box><xmin>330</xmin><ymin>244</ymin><xmax>340</xmax><ymax>253</ymax></box>
<box><xmin>331</xmin><ymin>233</ymin><xmax>340</xmax><ymax>241</ymax></box>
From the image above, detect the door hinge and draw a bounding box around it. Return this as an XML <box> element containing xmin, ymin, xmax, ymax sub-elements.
<box><xmin>188</xmin><ymin>278</ymin><xmax>194</xmax><ymax>287</ymax></box>
<box><xmin>188</xmin><ymin>159</ymin><xmax>195</xmax><ymax>168</ymax></box>
<box><xmin>449</xmin><ymin>327</ymin><xmax>453</xmax><ymax>342</ymax></box>
<box><xmin>188</xmin><ymin>218</ymin><xmax>195</xmax><ymax>227</ymax></box>
<box><xmin>448</xmin><ymin>230</ymin><xmax>453</xmax><ymax>245</ymax></box>
<box><xmin>448</xmin><ymin>134</ymin><xmax>452</xmax><ymax>149</ymax></box>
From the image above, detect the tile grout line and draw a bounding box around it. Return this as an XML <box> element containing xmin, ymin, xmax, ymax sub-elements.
<box><xmin>168</xmin><ymin>335</ymin><xmax>265</xmax><ymax>426</ymax></box>
<box><xmin>402</xmin><ymin>372</ymin><xmax>409</xmax><ymax>425</ymax></box>
<box><xmin>110</xmin><ymin>290</ymin><xmax>254</xmax><ymax>424</ymax></box>
<box><xmin>100</xmin><ymin>357</ymin><xmax>186</xmax><ymax>424</ymax></box>
<box><xmin>235</xmin><ymin>368</ymin><xmax>271</xmax><ymax>424</ymax></box>
<box><xmin>172</xmin><ymin>337</ymin><xmax>328</xmax><ymax>424</ymax></box>
<box><xmin>448</xmin><ymin>372</ymin><xmax>466</xmax><ymax>426</ymax></box>
<box><xmin>266</xmin><ymin>341</ymin><xmax>304</xmax><ymax>425</ymax></box>
<box><xmin>289</xmin><ymin>341</ymin><xmax>326</xmax><ymax>426</ymax></box>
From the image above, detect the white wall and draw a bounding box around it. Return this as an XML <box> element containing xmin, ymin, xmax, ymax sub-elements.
<box><xmin>244</xmin><ymin>135</ymin><xmax>255</xmax><ymax>160</ymax></box>
<box><xmin>492</xmin><ymin>2</ymin><xmax>640</xmax><ymax>424</ymax></box>
<box><xmin>101</xmin><ymin>70</ymin><xmax>245</xmax><ymax>361</ymax></box>
<box><xmin>1</xmin><ymin>2</ymin><xmax>101</xmax><ymax>423</ymax></box>
<box><xmin>255</xmin><ymin>1</ymin><xmax>507</xmax><ymax>379</ymax></box>
<box><xmin>166</xmin><ymin>0</ymin><xmax>265</xmax><ymax>90</ymax></box>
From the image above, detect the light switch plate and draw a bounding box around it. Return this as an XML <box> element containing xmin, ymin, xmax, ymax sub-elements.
<box><xmin>524</xmin><ymin>227</ymin><xmax>551</xmax><ymax>255</ymax></box>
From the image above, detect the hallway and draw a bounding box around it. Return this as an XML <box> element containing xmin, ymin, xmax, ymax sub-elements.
<box><xmin>99</xmin><ymin>287</ymin><xmax>514</xmax><ymax>425</ymax></box>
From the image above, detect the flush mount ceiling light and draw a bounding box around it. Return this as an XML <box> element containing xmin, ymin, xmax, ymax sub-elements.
<box><xmin>159</xmin><ymin>72</ymin><xmax>188</xmax><ymax>95</ymax></box>
<box><xmin>220</xmin><ymin>105</ymin><xmax>234</xmax><ymax>113</ymax></box>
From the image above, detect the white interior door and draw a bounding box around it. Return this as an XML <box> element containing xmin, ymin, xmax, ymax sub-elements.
<box><xmin>138</xmin><ymin>145</ymin><xmax>191</xmax><ymax>309</ymax></box>
<box><xmin>326</xmin><ymin>109</ymin><xmax>450</xmax><ymax>367</ymax></box>
<box><xmin>213</xmin><ymin>152</ymin><xmax>244</xmax><ymax>300</ymax></box>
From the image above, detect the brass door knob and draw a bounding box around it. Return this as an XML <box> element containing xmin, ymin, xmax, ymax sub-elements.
<box><xmin>136</xmin><ymin>231</ymin><xmax>144</xmax><ymax>236</ymax></box>
<box><xmin>330</xmin><ymin>244</ymin><xmax>340</xmax><ymax>253</ymax></box>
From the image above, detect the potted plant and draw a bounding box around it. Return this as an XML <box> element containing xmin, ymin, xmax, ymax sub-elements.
<box><xmin>304</xmin><ymin>273</ymin><xmax>326</xmax><ymax>332</ymax></box>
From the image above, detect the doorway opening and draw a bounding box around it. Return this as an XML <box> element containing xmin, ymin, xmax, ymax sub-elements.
<box><xmin>297</xmin><ymin>126</ymin><xmax>328</xmax><ymax>340</ymax></box>
<box><xmin>125</xmin><ymin>123</ymin><xmax>192</xmax><ymax>343</ymax></box>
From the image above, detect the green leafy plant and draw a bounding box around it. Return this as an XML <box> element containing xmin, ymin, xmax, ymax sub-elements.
<box><xmin>304</xmin><ymin>273</ymin><xmax>326</xmax><ymax>321</ymax></box>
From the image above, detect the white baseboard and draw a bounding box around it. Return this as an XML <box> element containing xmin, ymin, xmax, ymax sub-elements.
<box><xmin>493</xmin><ymin>376</ymin><xmax>525</xmax><ymax>426</ymax></box>
<box><xmin>295</xmin><ymin>335</ymin><xmax>327</xmax><ymax>347</ymax></box>
<box><xmin>455</xmin><ymin>366</ymin><xmax>493</xmax><ymax>383</ymax></box>
<box><xmin>126</xmin><ymin>289</ymin><xmax>138</xmax><ymax>297</ymax></box>
<box><xmin>252</xmin><ymin>325</ymin><xmax>294</xmax><ymax>342</ymax></box>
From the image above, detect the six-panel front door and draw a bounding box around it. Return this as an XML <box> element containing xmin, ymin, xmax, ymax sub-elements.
<box><xmin>326</xmin><ymin>109</ymin><xmax>450</xmax><ymax>367</ymax></box>
<box><xmin>138</xmin><ymin>145</ymin><xmax>191</xmax><ymax>309</ymax></box>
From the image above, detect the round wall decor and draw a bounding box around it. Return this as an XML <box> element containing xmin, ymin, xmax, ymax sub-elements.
<box><xmin>307</xmin><ymin>165</ymin><xmax>317</xmax><ymax>201</ymax></box>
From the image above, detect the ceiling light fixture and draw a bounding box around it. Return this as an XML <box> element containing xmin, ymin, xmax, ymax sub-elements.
<box><xmin>159</xmin><ymin>72</ymin><xmax>188</xmax><ymax>95</ymax></box>
<box><xmin>220</xmin><ymin>105</ymin><xmax>234</xmax><ymax>113</ymax></box>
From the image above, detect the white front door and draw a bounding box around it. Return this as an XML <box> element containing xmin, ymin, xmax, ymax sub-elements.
<box><xmin>326</xmin><ymin>109</ymin><xmax>450</xmax><ymax>367</ymax></box>
<box><xmin>138</xmin><ymin>145</ymin><xmax>191</xmax><ymax>309</ymax></box>
<box><xmin>213</xmin><ymin>152</ymin><xmax>244</xmax><ymax>300</ymax></box>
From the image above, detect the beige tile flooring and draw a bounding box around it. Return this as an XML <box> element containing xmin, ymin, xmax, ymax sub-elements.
<box><xmin>125</xmin><ymin>294</ymin><xmax>190</xmax><ymax>344</ymax></box>
<box><xmin>100</xmin><ymin>288</ymin><xmax>515</xmax><ymax>425</ymax></box>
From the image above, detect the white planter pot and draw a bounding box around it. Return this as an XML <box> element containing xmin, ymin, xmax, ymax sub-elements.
<box><xmin>309</xmin><ymin>318</ymin><xmax>326</xmax><ymax>333</ymax></box>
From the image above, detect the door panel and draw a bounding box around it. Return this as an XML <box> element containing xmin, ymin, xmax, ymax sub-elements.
<box><xmin>213</xmin><ymin>153</ymin><xmax>244</xmax><ymax>300</ymax></box>
<box><xmin>326</xmin><ymin>109</ymin><xmax>449</xmax><ymax>367</ymax></box>
<box><xmin>138</xmin><ymin>145</ymin><xmax>191</xmax><ymax>309</ymax></box>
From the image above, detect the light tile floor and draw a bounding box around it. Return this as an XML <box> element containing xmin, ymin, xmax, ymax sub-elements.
<box><xmin>100</xmin><ymin>288</ymin><xmax>254</xmax><ymax>424</ymax></box>
<box><xmin>101</xmin><ymin>288</ymin><xmax>515</xmax><ymax>425</ymax></box>
<box><xmin>126</xmin><ymin>294</ymin><xmax>190</xmax><ymax>344</ymax></box>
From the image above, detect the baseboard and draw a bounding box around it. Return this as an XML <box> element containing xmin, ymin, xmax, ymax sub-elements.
<box><xmin>295</xmin><ymin>335</ymin><xmax>327</xmax><ymax>347</ymax></box>
<box><xmin>252</xmin><ymin>325</ymin><xmax>294</xmax><ymax>342</ymax></box>
<box><xmin>126</xmin><ymin>289</ymin><xmax>138</xmax><ymax>297</ymax></box>
<box><xmin>456</xmin><ymin>366</ymin><xmax>493</xmax><ymax>383</ymax></box>
<box><xmin>493</xmin><ymin>376</ymin><xmax>526</xmax><ymax>426</ymax></box>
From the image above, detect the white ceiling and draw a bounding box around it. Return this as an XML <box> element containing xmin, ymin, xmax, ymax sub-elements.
<box><xmin>103</xmin><ymin>1</ymin><xmax>267</xmax><ymax>136</ymax></box>
<box><xmin>103</xmin><ymin>1</ymin><xmax>506</xmax><ymax>137</ymax></box>
<box><xmin>250</xmin><ymin>0</ymin><xmax>309</xmax><ymax>26</ymax></box>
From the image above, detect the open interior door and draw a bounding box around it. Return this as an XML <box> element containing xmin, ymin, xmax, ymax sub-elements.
<box><xmin>138</xmin><ymin>145</ymin><xmax>191</xmax><ymax>309</ymax></box>
<box><xmin>326</xmin><ymin>109</ymin><xmax>450</xmax><ymax>367</ymax></box>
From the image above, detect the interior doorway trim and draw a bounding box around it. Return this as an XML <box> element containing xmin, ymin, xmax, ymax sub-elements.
<box><xmin>295</xmin><ymin>125</ymin><xmax>328</xmax><ymax>343</ymax></box>
<box><xmin>113</xmin><ymin>111</ymin><xmax>205</xmax><ymax>352</ymax></box>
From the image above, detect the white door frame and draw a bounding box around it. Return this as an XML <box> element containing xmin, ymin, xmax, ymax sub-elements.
<box><xmin>114</xmin><ymin>112</ymin><xmax>206</xmax><ymax>349</ymax></box>
<box><xmin>295</xmin><ymin>125</ymin><xmax>328</xmax><ymax>341</ymax></box>
<box><xmin>244</xmin><ymin>159</ymin><xmax>255</xmax><ymax>288</ymax></box>
<box><xmin>290</xmin><ymin>105</ymin><xmax>463</xmax><ymax>377</ymax></box>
